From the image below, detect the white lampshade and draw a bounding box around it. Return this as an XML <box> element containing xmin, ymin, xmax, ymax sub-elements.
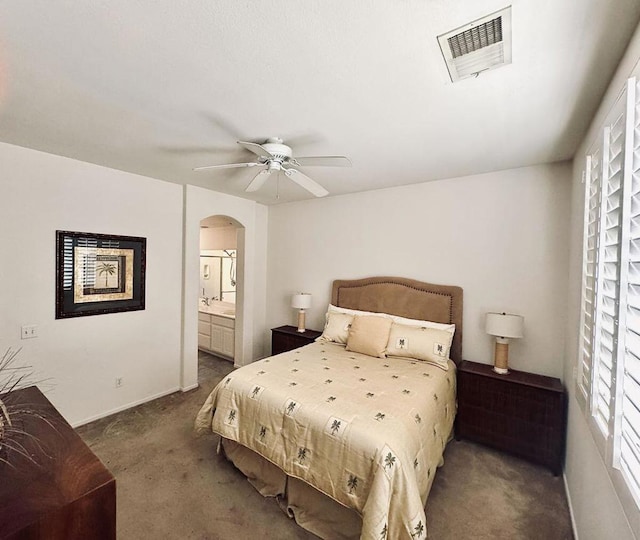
<box><xmin>291</xmin><ymin>293</ymin><xmax>312</xmax><ymax>310</ymax></box>
<box><xmin>485</xmin><ymin>312</ymin><xmax>524</xmax><ymax>339</ymax></box>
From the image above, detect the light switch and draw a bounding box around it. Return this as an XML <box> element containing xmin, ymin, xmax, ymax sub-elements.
<box><xmin>21</xmin><ymin>325</ymin><xmax>38</xmax><ymax>339</ymax></box>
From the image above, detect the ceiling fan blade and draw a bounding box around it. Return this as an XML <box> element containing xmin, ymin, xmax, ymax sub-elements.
<box><xmin>245</xmin><ymin>169</ymin><xmax>272</xmax><ymax>192</ymax></box>
<box><xmin>193</xmin><ymin>162</ymin><xmax>261</xmax><ymax>171</ymax></box>
<box><xmin>283</xmin><ymin>168</ymin><xmax>329</xmax><ymax>197</ymax></box>
<box><xmin>237</xmin><ymin>140</ymin><xmax>274</xmax><ymax>159</ymax></box>
<box><xmin>291</xmin><ymin>156</ymin><xmax>352</xmax><ymax>167</ymax></box>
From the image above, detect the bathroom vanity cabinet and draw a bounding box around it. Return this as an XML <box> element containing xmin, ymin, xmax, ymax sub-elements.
<box><xmin>198</xmin><ymin>312</ymin><xmax>234</xmax><ymax>360</ymax></box>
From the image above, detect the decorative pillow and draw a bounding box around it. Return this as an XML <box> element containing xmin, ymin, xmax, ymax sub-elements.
<box><xmin>316</xmin><ymin>312</ymin><xmax>354</xmax><ymax>344</ymax></box>
<box><xmin>329</xmin><ymin>304</ymin><xmax>454</xmax><ymax>334</ymax></box>
<box><xmin>386</xmin><ymin>323</ymin><xmax>454</xmax><ymax>369</ymax></box>
<box><xmin>346</xmin><ymin>315</ymin><xmax>393</xmax><ymax>358</ymax></box>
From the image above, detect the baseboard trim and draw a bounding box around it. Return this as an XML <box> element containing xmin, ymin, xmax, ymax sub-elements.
<box><xmin>71</xmin><ymin>386</ymin><xmax>181</xmax><ymax>428</ymax></box>
<box><xmin>563</xmin><ymin>471</ymin><xmax>579</xmax><ymax>540</ymax></box>
<box><xmin>181</xmin><ymin>383</ymin><xmax>199</xmax><ymax>392</ymax></box>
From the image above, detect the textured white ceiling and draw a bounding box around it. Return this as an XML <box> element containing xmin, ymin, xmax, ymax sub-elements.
<box><xmin>1</xmin><ymin>1</ymin><xmax>639</xmax><ymax>204</ymax></box>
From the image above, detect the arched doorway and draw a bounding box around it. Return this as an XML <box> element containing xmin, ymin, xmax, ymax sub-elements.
<box><xmin>181</xmin><ymin>185</ymin><xmax>265</xmax><ymax>392</ymax></box>
<box><xmin>197</xmin><ymin>215</ymin><xmax>244</xmax><ymax>376</ymax></box>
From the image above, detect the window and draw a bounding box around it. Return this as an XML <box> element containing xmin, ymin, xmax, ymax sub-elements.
<box><xmin>578</xmin><ymin>75</ymin><xmax>640</xmax><ymax>509</ymax></box>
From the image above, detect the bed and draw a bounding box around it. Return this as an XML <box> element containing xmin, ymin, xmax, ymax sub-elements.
<box><xmin>195</xmin><ymin>276</ymin><xmax>463</xmax><ymax>539</ymax></box>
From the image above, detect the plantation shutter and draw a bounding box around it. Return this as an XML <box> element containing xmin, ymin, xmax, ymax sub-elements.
<box><xmin>579</xmin><ymin>150</ymin><xmax>602</xmax><ymax>402</ymax></box>
<box><xmin>591</xmin><ymin>93</ymin><xmax>627</xmax><ymax>437</ymax></box>
<box><xmin>614</xmin><ymin>76</ymin><xmax>640</xmax><ymax>503</ymax></box>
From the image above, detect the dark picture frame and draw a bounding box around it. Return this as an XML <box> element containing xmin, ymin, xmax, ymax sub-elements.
<box><xmin>55</xmin><ymin>230</ymin><xmax>146</xmax><ymax>319</ymax></box>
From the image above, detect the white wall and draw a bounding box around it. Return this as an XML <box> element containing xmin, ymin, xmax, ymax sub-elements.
<box><xmin>182</xmin><ymin>185</ymin><xmax>268</xmax><ymax>389</ymax></box>
<box><xmin>563</xmin><ymin>22</ymin><xmax>640</xmax><ymax>540</ymax></box>
<box><xmin>0</xmin><ymin>142</ymin><xmax>183</xmax><ymax>426</ymax></box>
<box><xmin>267</xmin><ymin>162</ymin><xmax>571</xmax><ymax>378</ymax></box>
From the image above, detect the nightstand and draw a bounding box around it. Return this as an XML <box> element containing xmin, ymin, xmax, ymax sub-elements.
<box><xmin>456</xmin><ymin>360</ymin><xmax>567</xmax><ymax>475</ymax></box>
<box><xmin>271</xmin><ymin>325</ymin><xmax>322</xmax><ymax>355</ymax></box>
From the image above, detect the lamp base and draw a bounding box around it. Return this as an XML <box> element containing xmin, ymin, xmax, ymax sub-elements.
<box><xmin>297</xmin><ymin>310</ymin><xmax>306</xmax><ymax>333</ymax></box>
<box><xmin>493</xmin><ymin>339</ymin><xmax>510</xmax><ymax>375</ymax></box>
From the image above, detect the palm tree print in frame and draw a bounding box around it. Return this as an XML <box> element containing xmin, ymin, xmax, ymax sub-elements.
<box><xmin>56</xmin><ymin>230</ymin><xmax>146</xmax><ymax>318</ymax></box>
<box><xmin>76</xmin><ymin>250</ymin><xmax>130</xmax><ymax>300</ymax></box>
<box><xmin>95</xmin><ymin>258</ymin><xmax>122</xmax><ymax>290</ymax></box>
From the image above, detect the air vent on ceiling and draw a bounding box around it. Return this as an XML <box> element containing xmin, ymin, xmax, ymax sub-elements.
<box><xmin>438</xmin><ymin>6</ymin><xmax>512</xmax><ymax>83</ymax></box>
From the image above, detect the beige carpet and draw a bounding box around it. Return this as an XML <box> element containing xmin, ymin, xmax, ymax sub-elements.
<box><xmin>76</xmin><ymin>352</ymin><xmax>574</xmax><ymax>539</ymax></box>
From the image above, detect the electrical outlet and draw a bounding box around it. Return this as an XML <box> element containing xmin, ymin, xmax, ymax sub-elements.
<box><xmin>21</xmin><ymin>325</ymin><xmax>38</xmax><ymax>339</ymax></box>
<box><xmin>115</xmin><ymin>377</ymin><xmax>123</xmax><ymax>388</ymax></box>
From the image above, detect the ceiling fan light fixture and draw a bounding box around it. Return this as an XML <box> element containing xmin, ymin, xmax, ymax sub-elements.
<box><xmin>267</xmin><ymin>161</ymin><xmax>282</xmax><ymax>172</ymax></box>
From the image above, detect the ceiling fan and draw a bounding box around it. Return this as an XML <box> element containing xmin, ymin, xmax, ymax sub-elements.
<box><xmin>193</xmin><ymin>137</ymin><xmax>351</xmax><ymax>197</ymax></box>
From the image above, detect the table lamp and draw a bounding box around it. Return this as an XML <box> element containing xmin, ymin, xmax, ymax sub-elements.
<box><xmin>485</xmin><ymin>312</ymin><xmax>524</xmax><ymax>374</ymax></box>
<box><xmin>291</xmin><ymin>293</ymin><xmax>312</xmax><ymax>333</ymax></box>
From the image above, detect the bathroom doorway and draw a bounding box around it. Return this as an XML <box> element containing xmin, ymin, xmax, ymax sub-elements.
<box><xmin>198</xmin><ymin>215</ymin><xmax>243</xmax><ymax>382</ymax></box>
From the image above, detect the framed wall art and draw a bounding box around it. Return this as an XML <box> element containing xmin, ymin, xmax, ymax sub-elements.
<box><xmin>55</xmin><ymin>230</ymin><xmax>146</xmax><ymax>319</ymax></box>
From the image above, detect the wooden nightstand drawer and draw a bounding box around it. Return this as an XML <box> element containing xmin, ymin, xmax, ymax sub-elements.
<box><xmin>271</xmin><ymin>325</ymin><xmax>322</xmax><ymax>355</ymax></box>
<box><xmin>456</xmin><ymin>360</ymin><xmax>567</xmax><ymax>475</ymax></box>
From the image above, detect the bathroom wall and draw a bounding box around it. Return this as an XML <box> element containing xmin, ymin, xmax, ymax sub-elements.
<box><xmin>200</xmin><ymin>225</ymin><xmax>237</xmax><ymax>249</ymax></box>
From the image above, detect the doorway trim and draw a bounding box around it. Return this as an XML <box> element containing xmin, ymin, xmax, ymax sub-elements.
<box><xmin>180</xmin><ymin>185</ymin><xmax>262</xmax><ymax>392</ymax></box>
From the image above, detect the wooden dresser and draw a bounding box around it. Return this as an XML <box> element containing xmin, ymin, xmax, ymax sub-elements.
<box><xmin>0</xmin><ymin>386</ymin><xmax>116</xmax><ymax>539</ymax></box>
<box><xmin>456</xmin><ymin>360</ymin><xmax>567</xmax><ymax>475</ymax></box>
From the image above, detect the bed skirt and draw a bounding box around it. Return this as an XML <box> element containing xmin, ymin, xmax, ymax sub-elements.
<box><xmin>220</xmin><ymin>437</ymin><xmax>363</xmax><ymax>540</ymax></box>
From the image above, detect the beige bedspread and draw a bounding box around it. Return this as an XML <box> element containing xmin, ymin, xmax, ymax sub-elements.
<box><xmin>195</xmin><ymin>341</ymin><xmax>456</xmax><ymax>540</ymax></box>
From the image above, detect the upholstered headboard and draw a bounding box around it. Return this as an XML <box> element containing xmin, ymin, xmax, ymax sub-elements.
<box><xmin>331</xmin><ymin>276</ymin><xmax>463</xmax><ymax>365</ymax></box>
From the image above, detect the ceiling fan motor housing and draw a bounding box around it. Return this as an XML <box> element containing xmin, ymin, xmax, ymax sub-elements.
<box><xmin>262</xmin><ymin>138</ymin><xmax>293</xmax><ymax>161</ymax></box>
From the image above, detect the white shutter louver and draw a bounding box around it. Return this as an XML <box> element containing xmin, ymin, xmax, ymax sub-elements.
<box><xmin>615</xmin><ymin>77</ymin><xmax>640</xmax><ymax>504</ymax></box>
<box><xmin>579</xmin><ymin>151</ymin><xmax>602</xmax><ymax>400</ymax></box>
<box><xmin>578</xmin><ymin>74</ymin><xmax>640</xmax><ymax>514</ymax></box>
<box><xmin>592</xmin><ymin>101</ymin><xmax>626</xmax><ymax>437</ymax></box>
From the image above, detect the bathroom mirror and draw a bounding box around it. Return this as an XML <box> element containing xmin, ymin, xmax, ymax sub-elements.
<box><xmin>200</xmin><ymin>250</ymin><xmax>236</xmax><ymax>304</ymax></box>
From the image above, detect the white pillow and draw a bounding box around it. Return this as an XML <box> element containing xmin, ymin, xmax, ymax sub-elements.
<box><xmin>390</xmin><ymin>313</ymin><xmax>455</xmax><ymax>335</ymax></box>
<box><xmin>328</xmin><ymin>304</ymin><xmax>391</xmax><ymax>319</ymax></box>
<box><xmin>328</xmin><ymin>304</ymin><xmax>455</xmax><ymax>335</ymax></box>
<box><xmin>316</xmin><ymin>311</ymin><xmax>354</xmax><ymax>344</ymax></box>
<box><xmin>386</xmin><ymin>322</ymin><xmax>453</xmax><ymax>370</ymax></box>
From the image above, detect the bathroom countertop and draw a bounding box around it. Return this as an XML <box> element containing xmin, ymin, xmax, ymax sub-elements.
<box><xmin>199</xmin><ymin>300</ymin><xmax>235</xmax><ymax>319</ymax></box>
